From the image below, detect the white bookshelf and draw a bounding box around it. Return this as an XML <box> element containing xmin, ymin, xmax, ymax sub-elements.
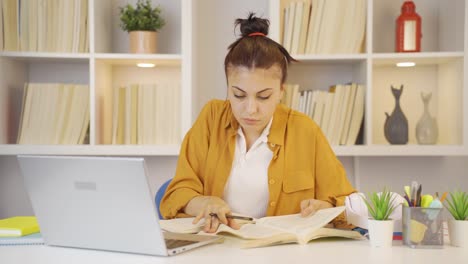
<box><xmin>0</xmin><ymin>0</ymin><xmax>192</xmax><ymax>156</ymax></box>
<box><xmin>269</xmin><ymin>0</ymin><xmax>468</xmax><ymax>156</ymax></box>
<box><xmin>0</xmin><ymin>0</ymin><xmax>467</xmax><ymax>156</ymax></box>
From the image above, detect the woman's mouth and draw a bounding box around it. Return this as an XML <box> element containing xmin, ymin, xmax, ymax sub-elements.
<box><xmin>243</xmin><ymin>118</ymin><xmax>259</xmax><ymax>125</ymax></box>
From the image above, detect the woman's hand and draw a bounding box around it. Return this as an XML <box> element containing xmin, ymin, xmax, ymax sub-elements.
<box><xmin>300</xmin><ymin>199</ymin><xmax>333</xmax><ymax>217</ymax></box>
<box><xmin>185</xmin><ymin>196</ymin><xmax>240</xmax><ymax>233</ymax></box>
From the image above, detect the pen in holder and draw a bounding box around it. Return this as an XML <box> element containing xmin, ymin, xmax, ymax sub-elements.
<box><xmin>402</xmin><ymin>206</ymin><xmax>444</xmax><ymax>248</ymax></box>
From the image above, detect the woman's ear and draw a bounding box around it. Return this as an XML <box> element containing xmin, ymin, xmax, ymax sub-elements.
<box><xmin>279</xmin><ymin>85</ymin><xmax>285</xmax><ymax>103</ymax></box>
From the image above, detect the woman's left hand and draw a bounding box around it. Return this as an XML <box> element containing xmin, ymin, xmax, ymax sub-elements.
<box><xmin>300</xmin><ymin>199</ymin><xmax>333</xmax><ymax>217</ymax></box>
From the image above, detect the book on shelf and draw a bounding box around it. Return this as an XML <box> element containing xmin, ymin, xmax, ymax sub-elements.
<box><xmin>320</xmin><ymin>91</ymin><xmax>334</xmax><ymax>136</ymax></box>
<box><xmin>160</xmin><ymin>207</ymin><xmax>364</xmax><ymax>249</ymax></box>
<box><xmin>37</xmin><ymin>0</ymin><xmax>46</xmax><ymax>51</ymax></box>
<box><xmin>111</xmin><ymin>82</ymin><xmax>181</xmax><ymax>145</ymax></box>
<box><xmin>281</xmin><ymin>5</ymin><xmax>290</xmax><ymax>52</ymax></box>
<box><xmin>0</xmin><ymin>216</ymin><xmax>40</xmax><ymax>237</ymax></box>
<box><xmin>19</xmin><ymin>0</ymin><xmax>29</xmax><ymax>51</ymax></box>
<box><xmin>345</xmin><ymin>84</ymin><xmax>365</xmax><ymax>145</ymax></box>
<box><xmin>281</xmin><ymin>82</ymin><xmax>365</xmax><ymax>146</ymax></box>
<box><xmin>305</xmin><ymin>0</ymin><xmax>323</xmax><ymax>54</ymax></box>
<box><xmin>291</xmin><ymin>0</ymin><xmax>365</xmax><ymax>54</ymax></box>
<box><xmin>326</xmin><ymin>84</ymin><xmax>344</xmax><ymax>144</ymax></box>
<box><xmin>27</xmin><ymin>0</ymin><xmax>37</xmax><ymax>51</ymax></box>
<box><xmin>2</xmin><ymin>0</ymin><xmax>19</xmax><ymax>51</ymax></box>
<box><xmin>339</xmin><ymin>83</ymin><xmax>357</xmax><ymax>145</ymax></box>
<box><xmin>17</xmin><ymin>83</ymin><xmax>90</xmax><ymax>144</ymax></box>
<box><xmin>290</xmin><ymin>1</ymin><xmax>303</xmax><ymax>54</ymax></box>
<box><xmin>351</xmin><ymin>0</ymin><xmax>367</xmax><ymax>53</ymax></box>
<box><xmin>298</xmin><ymin>0</ymin><xmax>312</xmax><ymax>54</ymax></box>
<box><xmin>284</xmin><ymin>2</ymin><xmax>296</xmax><ymax>52</ymax></box>
<box><xmin>1</xmin><ymin>0</ymin><xmax>88</xmax><ymax>52</ymax></box>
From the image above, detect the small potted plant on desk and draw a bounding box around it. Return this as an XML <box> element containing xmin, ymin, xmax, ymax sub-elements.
<box><xmin>119</xmin><ymin>0</ymin><xmax>166</xmax><ymax>53</ymax></box>
<box><xmin>445</xmin><ymin>190</ymin><xmax>468</xmax><ymax>247</ymax></box>
<box><xmin>361</xmin><ymin>188</ymin><xmax>398</xmax><ymax>247</ymax></box>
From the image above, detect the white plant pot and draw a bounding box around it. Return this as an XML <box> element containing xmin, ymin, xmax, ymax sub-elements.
<box><xmin>368</xmin><ymin>219</ymin><xmax>394</xmax><ymax>247</ymax></box>
<box><xmin>448</xmin><ymin>219</ymin><xmax>468</xmax><ymax>247</ymax></box>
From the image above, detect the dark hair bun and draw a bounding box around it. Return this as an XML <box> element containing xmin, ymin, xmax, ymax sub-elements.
<box><xmin>235</xmin><ymin>12</ymin><xmax>269</xmax><ymax>37</ymax></box>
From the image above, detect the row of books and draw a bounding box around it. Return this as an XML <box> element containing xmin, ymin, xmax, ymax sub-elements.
<box><xmin>112</xmin><ymin>83</ymin><xmax>181</xmax><ymax>145</ymax></box>
<box><xmin>281</xmin><ymin>0</ymin><xmax>366</xmax><ymax>54</ymax></box>
<box><xmin>1</xmin><ymin>0</ymin><xmax>89</xmax><ymax>52</ymax></box>
<box><xmin>17</xmin><ymin>83</ymin><xmax>90</xmax><ymax>144</ymax></box>
<box><xmin>282</xmin><ymin>83</ymin><xmax>365</xmax><ymax>146</ymax></box>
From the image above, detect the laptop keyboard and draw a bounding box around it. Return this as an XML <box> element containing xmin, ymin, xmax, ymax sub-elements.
<box><xmin>165</xmin><ymin>238</ymin><xmax>198</xmax><ymax>249</ymax></box>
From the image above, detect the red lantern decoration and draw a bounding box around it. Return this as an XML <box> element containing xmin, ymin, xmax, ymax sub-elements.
<box><xmin>396</xmin><ymin>1</ymin><xmax>422</xmax><ymax>52</ymax></box>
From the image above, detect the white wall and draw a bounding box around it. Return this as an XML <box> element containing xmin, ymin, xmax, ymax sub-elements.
<box><xmin>193</xmin><ymin>0</ymin><xmax>269</xmax><ymax>116</ymax></box>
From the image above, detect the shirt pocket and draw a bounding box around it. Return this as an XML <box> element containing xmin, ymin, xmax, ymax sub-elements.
<box><xmin>282</xmin><ymin>171</ymin><xmax>314</xmax><ymax>193</ymax></box>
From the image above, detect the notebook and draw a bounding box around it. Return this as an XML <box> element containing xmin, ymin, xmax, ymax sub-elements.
<box><xmin>0</xmin><ymin>233</ymin><xmax>44</xmax><ymax>246</ymax></box>
<box><xmin>17</xmin><ymin>155</ymin><xmax>222</xmax><ymax>256</ymax></box>
<box><xmin>0</xmin><ymin>216</ymin><xmax>40</xmax><ymax>237</ymax></box>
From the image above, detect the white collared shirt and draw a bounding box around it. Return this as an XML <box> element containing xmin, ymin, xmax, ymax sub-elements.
<box><xmin>223</xmin><ymin>118</ymin><xmax>273</xmax><ymax>219</ymax></box>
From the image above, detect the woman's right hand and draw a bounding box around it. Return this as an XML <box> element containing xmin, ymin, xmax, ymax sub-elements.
<box><xmin>185</xmin><ymin>196</ymin><xmax>240</xmax><ymax>233</ymax></box>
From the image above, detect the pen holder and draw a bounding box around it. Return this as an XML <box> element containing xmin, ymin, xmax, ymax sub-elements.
<box><xmin>402</xmin><ymin>206</ymin><xmax>444</xmax><ymax>248</ymax></box>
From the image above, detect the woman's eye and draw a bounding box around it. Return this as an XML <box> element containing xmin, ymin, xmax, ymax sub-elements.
<box><xmin>258</xmin><ymin>96</ymin><xmax>271</xmax><ymax>100</ymax></box>
<box><xmin>234</xmin><ymin>94</ymin><xmax>245</xmax><ymax>99</ymax></box>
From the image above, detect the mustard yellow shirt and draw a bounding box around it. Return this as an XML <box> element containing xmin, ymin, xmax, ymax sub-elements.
<box><xmin>161</xmin><ymin>100</ymin><xmax>356</xmax><ymax>226</ymax></box>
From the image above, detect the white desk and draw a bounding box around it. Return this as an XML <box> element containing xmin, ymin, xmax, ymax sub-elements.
<box><xmin>1</xmin><ymin>238</ymin><xmax>467</xmax><ymax>264</ymax></box>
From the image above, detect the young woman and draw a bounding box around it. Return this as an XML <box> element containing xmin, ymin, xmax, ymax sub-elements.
<box><xmin>161</xmin><ymin>13</ymin><xmax>356</xmax><ymax>233</ymax></box>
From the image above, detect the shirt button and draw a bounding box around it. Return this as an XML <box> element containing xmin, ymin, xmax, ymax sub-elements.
<box><xmin>269</xmin><ymin>143</ymin><xmax>275</xmax><ymax>147</ymax></box>
<box><xmin>269</xmin><ymin>179</ymin><xmax>275</xmax><ymax>185</ymax></box>
<box><xmin>270</xmin><ymin>201</ymin><xmax>276</xmax><ymax>207</ymax></box>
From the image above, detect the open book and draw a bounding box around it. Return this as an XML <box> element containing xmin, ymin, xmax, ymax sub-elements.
<box><xmin>160</xmin><ymin>206</ymin><xmax>364</xmax><ymax>248</ymax></box>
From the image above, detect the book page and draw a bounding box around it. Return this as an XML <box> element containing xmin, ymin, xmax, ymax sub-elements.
<box><xmin>159</xmin><ymin>218</ymin><xmax>204</xmax><ymax>234</ymax></box>
<box><xmin>212</xmin><ymin>223</ymin><xmax>286</xmax><ymax>240</ymax></box>
<box><xmin>305</xmin><ymin>227</ymin><xmax>364</xmax><ymax>242</ymax></box>
<box><xmin>160</xmin><ymin>217</ymin><xmax>285</xmax><ymax>240</ymax></box>
<box><xmin>256</xmin><ymin>206</ymin><xmax>346</xmax><ymax>235</ymax></box>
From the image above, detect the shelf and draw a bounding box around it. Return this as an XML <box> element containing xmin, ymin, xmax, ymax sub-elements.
<box><xmin>1</xmin><ymin>0</ymin><xmax>466</xmax><ymax>157</ymax></box>
<box><xmin>94</xmin><ymin>53</ymin><xmax>182</xmax><ymax>66</ymax></box>
<box><xmin>293</xmin><ymin>54</ymin><xmax>367</xmax><ymax>63</ymax></box>
<box><xmin>372</xmin><ymin>52</ymin><xmax>464</xmax><ymax>66</ymax></box>
<box><xmin>0</xmin><ymin>145</ymin><xmax>180</xmax><ymax>156</ymax></box>
<box><xmin>0</xmin><ymin>144</ymin><xmax>464</xmax><ymax>157</ymax></box>
<box><xmin>0</xmin><ymin>51</ymin><xmax>90</xmax><ymax>62</ymax></box>
<box><xmin>333</xmin><ymin>145</ymin><xmax>466</xmax><ymax>156</ymax></box>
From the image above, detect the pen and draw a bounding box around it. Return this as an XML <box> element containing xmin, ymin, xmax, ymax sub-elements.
<box><xmin>209</xmin><ymin>213</ymin><xmax>254</xmax><ymax>221</ymax></box>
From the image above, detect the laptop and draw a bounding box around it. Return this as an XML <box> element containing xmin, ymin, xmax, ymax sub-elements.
<box><xmin>17</xmin><ymin>155</ymin><xmax>222</xmax><ymax>256</ymax></box>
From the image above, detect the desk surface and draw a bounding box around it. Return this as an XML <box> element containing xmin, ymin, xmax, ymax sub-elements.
<box><xmin>1</xmin><ymin>238</ymin><xmax>467</xmax><ymax>264</ymax></box>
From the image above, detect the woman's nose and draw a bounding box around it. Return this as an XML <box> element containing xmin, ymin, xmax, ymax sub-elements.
<box><xmin>246</xmin><ymin>98</ymin><xmax>258</xmax><ymax>114</ymax></box>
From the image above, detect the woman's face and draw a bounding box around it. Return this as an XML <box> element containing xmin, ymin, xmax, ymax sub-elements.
<box><xmin>227</xmin><ymin>65</ymin><xmax>283</xmax><ymax>136</ymax></box>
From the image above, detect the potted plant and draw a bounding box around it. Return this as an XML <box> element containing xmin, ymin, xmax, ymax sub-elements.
<box><xmin>361</xmin><ymin>188</ymin><xmax>398</xmax><ymax>247</ymax></box>
<box><xmin>119</xmin><ymin>0</ymin><xmax>166</xmax><ymax>53</ymax></box>
<box><xmin>444</xmin><ymin>190</ymin><xmax>468</xmax><ymax>247</ymax></box>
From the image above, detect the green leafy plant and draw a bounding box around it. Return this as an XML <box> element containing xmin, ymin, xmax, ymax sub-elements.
<box><xmin>119</xmin><ymin>0</ymin><xmax>166</xmax><ymax>32</ymax></box>
<box><xmin>444</xmin><ymin>190</ymin><xmax>468</xmax><ymax>220</ymax></box>
<box><xmin>361</xmin><ymin>188</ymin><xmax>397</xmax><ymax>221</ymax></box>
